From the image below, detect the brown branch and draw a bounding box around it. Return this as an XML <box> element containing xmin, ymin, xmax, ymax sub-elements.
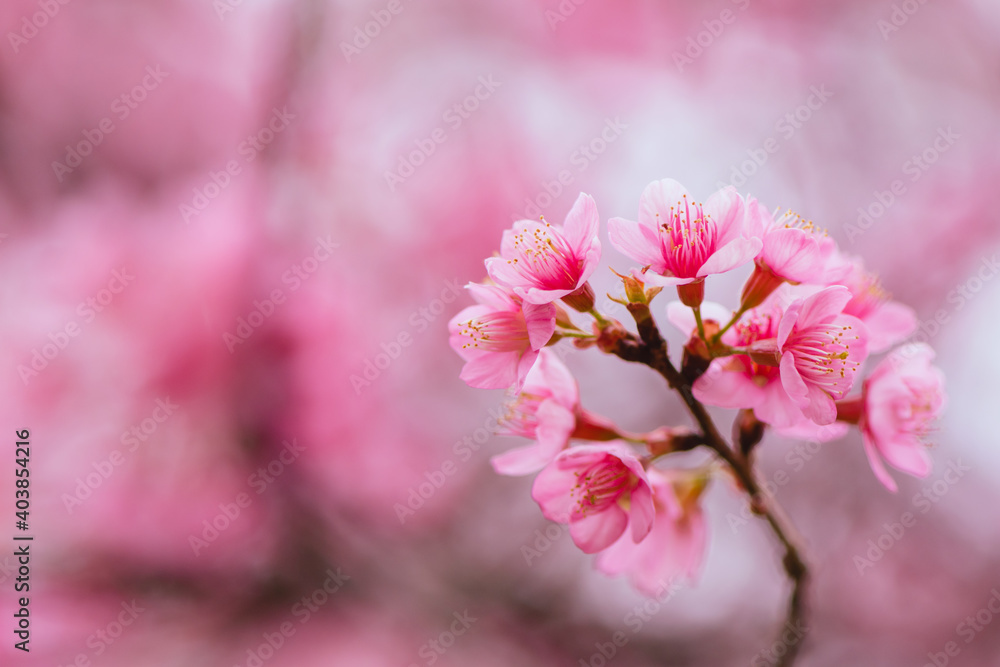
<box><xmin>605</xmin><ymin>302</ymin><xmax>810</xmax><ymax>667</ymax></box>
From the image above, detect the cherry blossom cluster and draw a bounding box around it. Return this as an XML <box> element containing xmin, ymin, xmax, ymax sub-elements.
<box><xmin>448</xmin><ymin>178</ymin><xmax>945</xmax><ymax>597</ymax></box>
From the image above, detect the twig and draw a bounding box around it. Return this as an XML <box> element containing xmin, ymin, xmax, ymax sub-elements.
<box><xmin>605</xmin><ymin>303</ymin><xmax>810</xmax><ymax>667</ymax></box>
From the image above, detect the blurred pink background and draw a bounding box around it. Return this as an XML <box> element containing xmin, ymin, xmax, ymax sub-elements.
<box><xmin>1</xmin><ymin>0</ymin><xmax>999</xmax><ymax>665</ymax></box>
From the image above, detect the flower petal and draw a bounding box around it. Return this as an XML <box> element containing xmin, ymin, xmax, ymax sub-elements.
<box><xmin>794</xmin><ymin>286</ymin><xmax>852</xmax><ymax>331</ymax></box>
<box><xmin>862</xmin><ymin>431</ymin><xmax>899</xmax><ymax>493</ymax></box>
<box><xmin>629</xmin><ymin>482</ymin><xmax>656</xmax><ymax>543</ymax></box>
<box><xmin>864</xmin><ymin>301</ymin><xmax>917</xmax><ymax>354</ymax></box>
<box><xmin>702</xmin><ymin>185</ymin><xmax>746</xmax><ymax>246</ymax></box>
<box><xmin>491</xmin><ymin>445</ymin><xmax>553</xmax><ymax>477</ymax></box>
<box><xmin>637</xmin><ymin>178</ymin><xmax>691</xmax><ymax>229</ymax></box>
<box><xmin>693</xmin><ymin>365</ymin><xmax>765</xmax><ymax>409</ymax></box>
<box><xmin>562</xmin><ymin>193</ymin><xmax>600</xmax><ymax>258</ymax></box>
<box><xmin>459</xmin><ymin>351</ymin><xmax>520</xmax><ymax>389</ymax></box>
<box><xmin>570</xmin><ymin>506</ymin><xmax>629</xmax><ymax>554</ymax></box>
<box><xmin>608</xmin><ymin>217</ymin><xmax>662</xmax><ymax>267</ymax></box>
<box><xmin>801</xmin><ymin>382</ymin><xmax>837</xmax><ymax>425</ymax></box>
<box><xmin>779</xmin><ymin>352</ymin><xmax>810</xmax><ymax>406</ymax></box>
<box><xmin>696</xmin><ymin>236</ymin><xmax>762</xmax><ymax>277</ymax></box>
<box><xmin>522</xmin><ymin>302</ymin><xmax>556</xmax><ymax>350</ymax></box>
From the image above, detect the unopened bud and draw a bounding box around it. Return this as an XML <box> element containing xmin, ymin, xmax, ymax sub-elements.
<box><xmin>733</xmin><ymin>409</ymin><xmax>766</xmax><ymax>457</ymax></box>
<box><xmin>611</xmin><ymin>268</ymin><xmax>663</xmax><ymax>305</ymax></box>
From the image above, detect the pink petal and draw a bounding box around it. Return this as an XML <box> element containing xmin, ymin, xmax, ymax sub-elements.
<box><xmin>570</xmin><ymin>506</ymin><xmax>629</xmax><ymax>554</ymax></box>
<box><xmin>608</xmin><ymin>217</ymin><xmax>661</xmax><ymax>268</ymax></box>
<box><xmin>754</xmin><ymin>382</ymin><xmax>806</xmax><ymax>428</ymax></box>
<box><xmin>459</xmin><ymin>351</ymin><xmax>520</xmax><ymax>389</ymax></box>
<box><xmin>522</xmin><ymin>302</ymin><xmax>556</xmax><ymax>350</ymax></box>
<box><xmin>484</xmin><ymin>255</ymin><xmax>524</xmax><ymax>290</ymax></box>
<box><xmin>874</xmin><ymin>433</ymin><xmax>932</xmax><ymax>480</ymax></box>
<box><xmin>774</xmin><ymin>419</ymin><xmax>849</xmax><ymax>442</ymax></box>
<box><xmin>779</xmin><ymin>352</ymin><xmax>810</xmax><ymax>406</ymax></box>
<box><xmin>515</xmin><ymin>285</ymin><xmax>576</xmax><ymax>305</ymax></box>
<box><xmin>702</xmin><ymin>185</ymin><xmax>746</xmax><ymax>246</ymax></box>
<box><xmin>533</xmin><ymin>349</ymin><xmax>579</xmax><ymax>407</ymax></box>
<box><xmin>629</xmin><ymin>483</ymin><xmax>655</xmax><ymax>543</ymax></box>
<box><xmin>562</xmin><ymin>193</ymin><xmax>600</xmax><ymax>258</ymax></box>
<box><xmin>776</xmin><ymin>301</ymin><xmax>802</xmax><ymax>350</ymax></box>
<box><xmin>531</xmin><ymin>461</ymin><xmax>581</xmax><ymax>522</ymax></box>
<box><xmin>697</xmin><ymin>236</ymin><xmax>762</xmax><ymax>277</ymax></box>
<box><xmin>466</xmin><ymin>281</ymin><xmax>517</xmax><ymax>310</ymax></box>
<box><xmin>448</xmin><ymin>304</ymin><xmax>493</xmax><ymax>361</ymax></box>
<box><xmin>743</xmin><ymin>196</ymin><xmax>768</xmax><ymax>240</ymax></box>
<box><xmin>801</xmin><ymin>383</ymin><xmax>837</xmax><ymax>425</ymax></box>
<box><xmin>491</xmin><ymin>445</ymin><xmax>553</xmax><ymax>476</ymax></box>
<box><xmin>862</xmin><ymin>431</ymin><xmax>899</xmax><ymax>493</ymax></box>
<box><xmin>794</xmin><ymin>286</ymin><xmax>852</xmax><ymax>331</ymax></box>
<box><xmin>693</xmin><ymin>365</ymin><xmax>764</xmax><ymax>409</ymax></box>
<box><xmin>534</xmin><ymin>400</ymin><xmax>575</xmax><ymax>453</ymax></box>
<box><xmin>635</xmin><ymin>268</ymin><xmax>693</xmax><ymax>287</ymax></box>
<box><xmin>637</xmin><ymin>178</ymin><xmax>691</xmax><ymax>229</ymax></box>
<box><xmin>865</xmin><ymin>301</ymin><xmax>917</xmax><ymax>354</ymax></box>
<box><xmin>514</xmin><ymin>349</ymin><xmax>540</xmax><ymax>391</ymax></box>
<box><xmin>762</xmin><ymin>228</ymin><xmax>822</xmax><ymax>283</ymax></box>
<box><xmin>498</xmin><ymin>226</ymin><xmax>521</xmax><ymax>261</ymax></box>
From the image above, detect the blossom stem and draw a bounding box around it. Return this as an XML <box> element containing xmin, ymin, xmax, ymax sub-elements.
<box><xmin>601</xmin><ymin>302</ymin><xmax>810</xmax><ymax>667</ymax></box>
<box><xmin>556</xmin><ymin>331</ymin><xmax>595</xmax><ymax>339</ymax></box>
<box><xmin>588</xmin><ymin>308</ymin><xmax>610</xmax><ymax>327</ymax></box>
<box><xmin>712</xmin><ymin>305</ymin><xmax>747</xmax><ymax>344</ymax></box>
<box><xmin>693</xmin><ymin>306</ymin><xmax>707</xmax><ymax>343</ymax></box>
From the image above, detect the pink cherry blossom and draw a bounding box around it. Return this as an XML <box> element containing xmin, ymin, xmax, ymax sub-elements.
<box><xmin>838</xmin><ymin>258</ymin><xmax>917</xmax><ymax>354</ymax></box>
<box><xmin>485</xmin><ymin>193</ymin><xmax>601</xmax><ymax>305</ymax></box>
<box><xmin>491</xmin><ymin>349</ymin><xmax>579</xmax><ymax>476</ymax></box>
<box><xmin>776</xmin><ymin>286</ymin><xmax>869</xmax><ymax>425</ymax></box>
<box><xmin>595</xmin><ymin>469</ymin><xmax>708</xmax><ymax>597</ymax></box>
<box><xmin>740</xmin><ymin>201</ymin><xmax>827</xmax><ymax>309</ymax></box>
<box><xmin>667</xmin><ymin>299</ymin><xmax>846</xmax><ymax>439</ymax></box>
<box><xmin>448</xmin><ymin>282</ymin><xmax>555</xmax><ymax>390</ymax></box>
<box><xmin>608</xmin><ymin>179</ymin><xmax>761</xmax><ymax>294</ymax></box>
<box><xmin>855</xmin><ymin>344</ymin><xmax>945</xmax><ymax>492</ymax></box>
<box><xmin>532</xmin><ymin>443</ymin><xmax>655</xmax><ymax>554</ymax></box>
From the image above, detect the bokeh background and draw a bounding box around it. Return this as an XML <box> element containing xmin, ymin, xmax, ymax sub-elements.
<box><xmin>2</xmin><ymin>0</ymin><xmax>999</xmax><ymax>665</ymax></box>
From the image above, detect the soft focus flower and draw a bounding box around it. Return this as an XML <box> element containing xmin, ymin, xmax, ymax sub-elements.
<box><xmin>485</xmin><ymin>193</ymin><xmax>601</xmax><ymax>306</ymax></box>
<box><xmin>595</xmin><ymin>469</ymin><xmax>708</xmax><ymax>597</ymax></box>
<box><xmin>740</xmin><ymin>201</ymin><xmax>827</xmax><ymax>309</ymax></box>
<box><xmin>491</xmin><ymin>349</ymin><xmax>579</xmax><ymax>476</ymax></box>
<box><xmin>448</xmin><ymin>282</ymin><xmax>556</xmax><ymax>390</ymax></box>
<box><xmin>531</xmin><ymin>443</ymin><xmax>654</xmax><ymax>554</ymax></box>
<box><xmin>667</xmin><ymin>299</ymin><xmax>846</xmax><ymax>439</ymax></box>
<box><xmin>771</xmin><ymin>286</ymin><xmax>869</xmax><ymax>425</ymax></box>
<box><xmin>838</xmin><ymin>258</ymin><xmax>917</xmax><ymax>354</ymax></box>
<box><xmin>608</xmin><ymin>178</ymin><xmax>761</xmax><ymax>306</ymax></box>
<box><xmin>846</xmin><ymin>344</ymin><xmax>946</xmax><ymax>492</ymax></box>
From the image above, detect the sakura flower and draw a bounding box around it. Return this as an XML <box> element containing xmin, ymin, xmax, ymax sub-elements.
<box><xmin>485</xmin><ymin>193</ymin><xmax>601</xmax><ymax>308</ymax></box>
<box><xmin>740</xmin><ymin>201</ymin><xmax>827</xmax><ymax>310</ymax></box>
<box><xmin>491</xmin><ymin>349</ymin><xmax>579</xmax><ymax>476</ymax></box>
<box><xmin>838</xmin><ymin>259</ymin><xmax>917</xmax><ymax>354</ymax></box>
<box><xmin>448</xmin><ymin>282</ymin><xmax>555</xmax><ymax>390</ymax></box>
<box><xmin>608</xmin><ymin>178</ymin><xmax>761</xmax><ymax>306</ymax></box>
<box><xmin>666</xmin><ymin>299</ymin><xmax>847</xmax><ymax>439</ymax></box>
<box><xmin>773</xmin><ymin>286</ymin><xmax>869</xmax><ymax>425</ymax></box>
<box><xmin>839</xmin><ymin>343</ymin><xmax>945</xmax><ymax>492</ymax></box>
<box><xmin>532</xmin><ymin>443</ymin><xmax>655</xmax><ymax>554</ymax></box>
<box><xmin>596</xmin><ymin>469</ymin><xmax>708</xmax><ymax>597</ymax></box>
